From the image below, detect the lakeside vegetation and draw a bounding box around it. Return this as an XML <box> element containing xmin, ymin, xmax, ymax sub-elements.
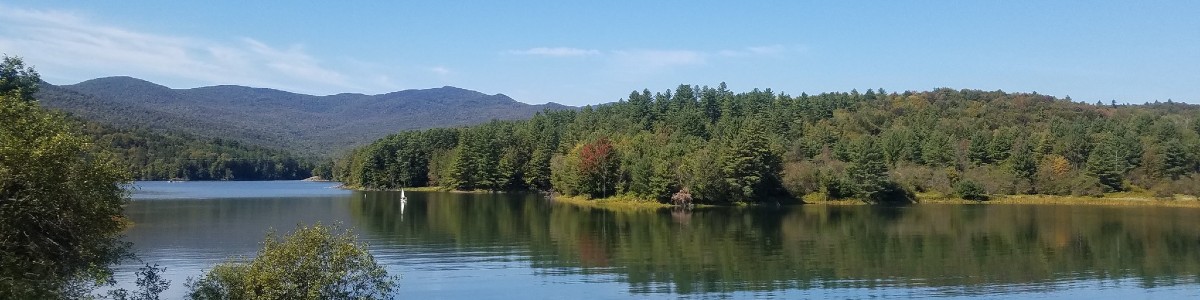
<box><xmin>187</xmin><ymin>223</ymin><xmax>396</xmax><ymax>299</ymax></box>
<box><xmin>552</xmin><ymin>194</ymin><xmax>675</xmax><ymax>210</ymax></box>
<box><xmin>338</xmin><ymin>83</ymin><xmax>1200</xmax><ymax>205</ymax></box>
<box><xmin>799</xmin><ymin>192</ymin><xmax>1200</xmax><ymax>208</ymax></box>
<box><xmin>1</xmin><ymin>56</ymin><xmax>133</xmax><ymax>298</ymax></box>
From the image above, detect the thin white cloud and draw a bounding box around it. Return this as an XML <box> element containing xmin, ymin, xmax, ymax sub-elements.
<box><xmin>429</xmin><ymin>66</ymin><xmax>452</xmax><ymax>76</ymax></box>
<box><xmin>718</xmin><ymin>45</ymin><xmax>787</xmax><ymax>57</ymax></box>
<box><xmin>610</xmin><ymin>49</ymin><xmax>707</xmax><ymax>70</ymax></box>
<box><xmin>0</xmin><ymin>5</ymin><xmax>395</xmax><ymax>95</ymax></box>
<box><xmin>508</xmin><ymin>47</ymin><xmax>601</xmax><ymax>57</ymax></box>
<box><xmin>511</xmin><ymin>45</ymin><xmax>794</xmax><ymax>78</ymax></box>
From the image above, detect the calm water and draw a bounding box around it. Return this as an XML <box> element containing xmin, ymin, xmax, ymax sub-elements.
<box><xmin>117</xmin><ymin>181</ymin><xmax>1200</xmax><ymax>299</ymax></box>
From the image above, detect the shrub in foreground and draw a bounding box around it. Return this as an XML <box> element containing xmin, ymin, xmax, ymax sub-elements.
<box><xmin>186</xmin><ymin>223</ymin><xmax>396</xmax><ymax>300</ymax></box>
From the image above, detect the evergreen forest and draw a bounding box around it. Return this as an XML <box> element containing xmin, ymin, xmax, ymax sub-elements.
<box><xmin>338</xmin><ymin>84</ymin><xmax>1200</xmax><ymax>204</ymax></box>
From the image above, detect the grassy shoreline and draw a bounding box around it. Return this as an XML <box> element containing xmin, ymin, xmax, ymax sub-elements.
<box><xmin>550</xmin><ymin>194</ymin><xmax>674</xmax><ymax>210</ymax></box>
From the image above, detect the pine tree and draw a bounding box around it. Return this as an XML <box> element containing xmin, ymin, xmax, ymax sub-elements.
<box><xmin>1160</xmin><ymin>139</ymin><xmax>1190</xmax><ymax>180</ymax></box>
<box><xmin>848</xmin><ymin>139</ymin><xmax>890</xmax><ymax>202</ymax></box>
<box><xmin>922</xmin><ymin>132</ymin><xmax>955</xmax><ymax>167</ymax></box>
<box><xmin>988</xmin><ymin>129</ymin><xmax>1013</xmax><ymax>162</ymax></box>
<box><xmin>880</xmin><ymin>129</ymin><xmax>906</xmax><ymax>166</ymax></box>
<box><xmin>719</xmin><ymin>120</ymin><xmax>782</xmax><ymax>203</ymax></box>
<box><xmin>968</xmin><ymin>131</ymin><xmax>992</xmax><ymax>165</ymax></box>
<box><xmin>524</xmin><ymin>144</ymin><xmax>553</xmax><ymax>190</ymax></box>
<box><xmin>1086</xmin><ymin>139</ymin><xmax>1123</xmax><ymax>192</ymax></box>
<box><xmin>1010</xmin><ymin>143</ymin><xmax>1037</xmax><ymax>181</ymax></box>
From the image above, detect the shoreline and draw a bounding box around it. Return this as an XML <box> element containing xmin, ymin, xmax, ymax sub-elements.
<box><xmin>550</xmin><ymin>194</ymin><xmax>675</xmax><ymax>210</ymax></box>
<box><xmin>804</xmin><ymin>193</ymin><xmax>1200</xmax><ymax>208</ymax></box>
<box><xmin>552</xmin><ymin>193</ymin><xmax>1200</xmax><ymax>209</ymax></box>
<box><xmin>339</xmin><ymin>185</ymin><xmax>501</xmax><ymax>193</ymax></box>
<box><xmin>341</xmin><ymin>185</ymin><xmax>1200</xmax><ymax>209</ymax></box>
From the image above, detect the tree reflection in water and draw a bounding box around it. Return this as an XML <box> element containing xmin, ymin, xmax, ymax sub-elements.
<box><xmin>350</xmin><ymin>191</ymin><xmax>1200</xmax><ymax>295</ymax></box>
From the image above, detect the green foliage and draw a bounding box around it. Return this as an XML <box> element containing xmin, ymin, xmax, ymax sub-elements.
<box><xmin>79</xmin><ymin>122</ymin><xmax>315</xmax><ymax>181</ymax></box>
<box><xmin>718</xmin><ymin>120</ymin><xmax>784</xmax><ymax>203</ymax></box>
<box><xmin>844</xmin><ymin>139</ymin><xmax>892</xmax><ymax>201</ymax></box>
<box><xmin>1159</xmin><ymin>139</ymin><xmax>1190</xmax><ymax>180</ymax></box>
<box><xmin>186</xmin><ymin>223</ymin><xmax>396</xmax><ymax>300</ymax></box>
<box><xmin>0</xmin><ymin>56</ymin><xmax>131</xmax><ymax>298</ymax></box>
<box><xmin>954</xmin><ymin>180</ymin><xmax>988</xmax><ymax>201</ymax></box>
<box><xmin>0</xmin><ymin>56</ymin><xmax>39</xmax><ymax>101</ymax></box>
<box><xmin>548</xmin><ymin>137</ymin><xmax>624</xmax><ymax>198</ymax></box>
<box><xmin>107</xmin><ymin>264</ymin><xmax>170</xmax><ymax>300</ymax></box>
<box><xmin>968</xmin><ymin>131</ymin><xmax>993</xmax><ymax>165</ymax></box>
<box><xmin>681</xmin><ymin>148</ymin><xmax>725</xmax><ymax>201</ymax></box>
<box><xmin>549</xmin><ymin>153</ymin><xmax>580</xmax><ymax>196</ymax></box>
<box><xmin>921</xmin><ymin>132</ymin><xmax>955</xmax><ymax>167</ymax></box>
<box><xmin>782</xmin><ymin>161</ymin><xmax>822</xmax><ymax>197</ymax></box>
<box><xmin>1086</xmin><ymin>137</ymin><xmax>1124</xmax><ymax>192</ymax></box>
<box><xmin>823</xmin><ymin>176</ymin><xmax>857</xmax><ymax>200</ymax></box>
<box><xmin>1009</xmin><ymin>142</ymin><xmax>1037</xmax><ymax>181</ymax></box>
<box><xmin>342</xmin><ymin>84</ymin><xmax>1200</xmax><ymax>203</ymax></box>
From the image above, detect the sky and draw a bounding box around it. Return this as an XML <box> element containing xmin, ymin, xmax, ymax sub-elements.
<box><xmin>0</xmin><ymin>1</ymin><xmax>1197</xmax><ymax>105</ymax></box>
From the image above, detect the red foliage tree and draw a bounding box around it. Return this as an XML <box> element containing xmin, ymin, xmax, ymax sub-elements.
<box><xmin>577</xmin><ymin>137</ymin><xmax>620</xmax><ymax>198</ymax></box>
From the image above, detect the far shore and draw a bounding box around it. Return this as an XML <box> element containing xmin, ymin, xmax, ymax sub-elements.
<box><xmin>805</xmin><ymin>192</ymin><xmax>1200</xmax><ymax>208</ymax></box>
<box><xmin>130</xmin><ymin>178</ymin><xmax>326</xmax><ymax>182</ymax></box>
<box><xmin>339</xmin><ymin>185</ymin><xmax>1200</xmax><ymax>209</ymax></box>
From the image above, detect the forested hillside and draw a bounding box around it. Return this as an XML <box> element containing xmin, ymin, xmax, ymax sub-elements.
<box><xmin>74</xmin><ymin>120</ymin><xmax>315</xmax><ymax>181</ymax></box>
<box><xmin>339</xmin><ymin>84</ymin><xmax>1200</xmax><ymax>204</ymax></box>
<box><xmin>35</xmin><ymin>77</ymin><xmax>571</xmax><ymax>155</ymax></box>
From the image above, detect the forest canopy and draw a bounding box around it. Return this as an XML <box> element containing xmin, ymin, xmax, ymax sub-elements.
<box><xmin>338</xmin><ymin>84</ymin><xmax>1200</xmax><ymax>204</ymax></box>
<box><xmin>76</xmin><ymin>122</ymin><xmax>317</xmax><ymax>181</ymax></box>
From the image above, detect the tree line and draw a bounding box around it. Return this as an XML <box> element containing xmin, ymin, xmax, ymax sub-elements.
<box><xmin>75</xmin><ymin>121</ymin><xmax>317</xmax><ymax>181</ymax></box>
<box><xmin>338</xmin><ymin>83</ymin><xmax>1200</xmax><ymax>204</ymax></box>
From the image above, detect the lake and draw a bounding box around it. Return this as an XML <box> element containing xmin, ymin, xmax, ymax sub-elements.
<box><xmin>116</xmin><ymin>181</ymin><xmax>1200</xmax><ymax>299</ymax></box>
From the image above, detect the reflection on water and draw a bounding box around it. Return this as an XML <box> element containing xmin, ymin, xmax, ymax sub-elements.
<box><xmin>121</xmin><ymin>181</ymin><xmax>1200</xmax><ymax>299</ymax></box>
<box><xmin>352</xmin><ymin>192</ymin><xmax>1200</xmax><ymax>297</ymax></box>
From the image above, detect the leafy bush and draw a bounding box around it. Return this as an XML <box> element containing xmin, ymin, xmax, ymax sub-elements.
<box><xmin>962</xmin><ymin>165</ymin><xmax>1020</xmax><ymax>195</ymax></box>
<box><xmin>1068</xmin><ymin>175</ymin><xmax>1106</xmax><ymax>197</ymax></box>
<box><xmin>890</xmin><ymin>164</ymin><xmax>955</xmax><ymax>194</ymax></box>
<box><xmin>866</xmin><ymin>181</ymin><xmax>916</xmax><ymax>204</ymax></box>
<box><xmin>954</xmin><ymin>180</ymin><xmax>988</xmax><ymax>201</ymax></box>
<box><xmin>186</xmin><ymin>223</ymin><xmax>396</xmax><ymax>300</ymax></box>
<box><xmin>823</xmin><ymin>176</ymin><xmax>856</xmax><ymax>200</ymax></box>
<box><xmin>1152</xmin><ymin>174</ymin><xmax>1200</xmax><ymax>198</ymax></box>
<box><xmin>782</xmin><ymin>161</ymin><xmax>822</xmax><ymax>197</ymax></box>
<box><xmin>107</xmin><ymin>264</ymin><xmax>170</xmax><ymax>300</ymax></box>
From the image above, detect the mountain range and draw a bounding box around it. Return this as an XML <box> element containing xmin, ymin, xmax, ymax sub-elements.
<box><xmin>35</xmin><ymin>76</ymin><xmax>571</xmax><ymax>155</ymax></box>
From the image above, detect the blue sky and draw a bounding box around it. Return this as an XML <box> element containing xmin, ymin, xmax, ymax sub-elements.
<box><xmin>1</xmin><ymin>1</ymin><xmax>1197</xmax><ymax>105</ymax></box>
